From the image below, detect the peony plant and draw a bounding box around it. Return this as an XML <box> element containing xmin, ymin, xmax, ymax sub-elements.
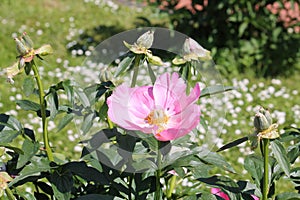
<box><xmin>0</xmin><ymin>29</ymin><xmax>299</xmax><ymax>200</ymax></box>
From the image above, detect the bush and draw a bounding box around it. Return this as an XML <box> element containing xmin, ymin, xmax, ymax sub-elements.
<box><xmin>148</xmin><ymin>0</ymin><xmax>300</xmax><ymax>77</ymax></box>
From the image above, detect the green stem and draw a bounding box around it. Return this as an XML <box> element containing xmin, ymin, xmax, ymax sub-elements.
<box><xmin>262</xmin><ymin>138</ymin><xmax>270</xmax><ymax>200</ymax></box>
<box><xmin>166</xmin><ymin>175</ymin><xmax>177</xmax><ymax>199</ymax></box>
<box><xmin>32</xmin><ymin>62</ymin><xmax>54</xmax><ymax>162</ymax></box>
<box><xmin>128</xmin><ymin>175</ymin><xmax>132</xmax><ymax>200</ymax></box>
<box><xmin>5</xmin><ymin>187</ymin><xmax>15</xmax><ymax>200</ymax></box>
<box><xmin>131</xmin><ymin>55</ymin><xmax>142</xmax><ymax>87</ymax></box>
<box><xmin>155</xmin><ymin>141</ymin><xmax>162</xmax><ymax>200</ymax></box>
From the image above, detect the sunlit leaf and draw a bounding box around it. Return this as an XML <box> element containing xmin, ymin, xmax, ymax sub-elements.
<box><xmin>23</xmin><ymin>77</ymin><xmax>35</xmax><ymax>97</ymax></box>
<box><xmin>200</xmin><ymin>85</ymin><xmax>235</xmax><ymax>98</ymax></box>
<box><xmin>17</xmin><ymin>139</ymin><xmax>40</xmax><ymax>169</ymax></box>
<box><xmin>271</xmin><ymin>140</ymin><xmax>290</xmax><ymax>177</ymax></box>
<box><xmin>15</xmin><ymin>99</ymin><xmax>40</xmax><ymax>112</ymax></box>
<box><xmin>56</xmin><ymin>114</ymin><xmax>74</xmax><ymax>132</ymax></box>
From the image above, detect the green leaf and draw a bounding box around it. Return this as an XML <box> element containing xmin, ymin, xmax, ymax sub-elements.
<box><xmin>62</xmin><ymin>161</ymin><xmax>109</xmax><ymax>185</ymax></box>
<box><xmin>271</xmin><ymin>140</ymin><xmax>290</xmax><ymax>177</ymax></box>
<box><xmin>62</xmin><ymin>80</ymin><xmax>74</xmax><ymax>105</ymax></box>
<box><xmin>74</xmin><ymin>88</ymin><xmax>90</xmax><ymax>107</ymax></box>
<box><xmin>15</xmin><ymin>99</ymin><xmax>40</xmax><ymax>111</ymax></box>
<box><xmin>23</xmin><ymin>77</ymin><xmax>35</xmax><ymax>97</ymax></box>
<box><xmin>0</xmin><ymin>130</ymin><xmax>20</xmax><ymax>144</ymax></box>
<box><xmin>51</xmin><ymin>182</ymin><xmax>71</xmax><ymax>200</ymax></box>
<box><xmin>76</xmin><ymin>194</ymin><xmax>118</xmax><ymax>200</ymax></box>
<box><xmin>47</xmin><ymin>90</ymin><xmax>58</xmax><ymax>119</ymax></box>
<box><xmin>0</xmin><ymin>144</ymin><xmax>23</xmax><ymax>154</ymax></box>
<box><xmin>217</xmin><ymin>136</ymin><xmax>248</xmax><ymax>152</ymax></box>
<box><xmin>81</xmin><ymin>112</ymin><xmax>95</xmax><ymax>134</ymax></box>
<box><xmin>275</xmin><ymin>192</ymin><xmax>300</xmax><ymax>200</ymax></box>
<box><xmin>17</xmin><ymin>139</ymin><xmax>40</xmax><ymax>169</ymax></box>
<box><xmin>114</xmin><ymin>56</ymin><xmax>134</xmax><ymax>77</ymax></box>
<box><xmin>9</xmin><ymin>156</ymin><xmax>51</xmax><ymax>186</ymax></box>
<box><xmin>51</xmin><ymin>169</ymin><xmax>73</xmax><ymax>193</ymax></box>
<box><xmin>0</xmin><ymin>113</ymin><xmax>23</xmax><ymax>131</ymax></box>
<box><xmin>244</xmin><ymin>155</ymin><xmax>263</xmax><ymax>187</ymax></box>
<box><xmin>198</xmin><ymin>148</ymin><xmax>235</xmax><ymax>173</ymax></box>
<box><xmin>239</xmin><ymin>22</ymin><xmax>249</xmax><ymax>37</ymax></box>
<box><xmin>200</xmin><ymin>85</ymin><xmax>235</xmax><ymax>98</ymax></box>
<box><xmin>57</xmin><ymin>114</ymin><xmax>74</xmax><ymax>132</ymax></box>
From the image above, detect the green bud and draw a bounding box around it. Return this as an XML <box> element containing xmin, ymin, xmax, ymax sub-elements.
<box><xmin>146</xmin><ymin>52</ymin><xmax>163</xmax><ymax>66</ymax></box>
<box><xmin>259</xmin><ymin>107</ymin><xmax>272</xmax><ymax>125</ymax></box>
<box><xmin>14</xmin><ymin>37</ymin><xmax>28</xmax><ymax>55</ymax></box>
<box><xmin>136</xmin><ymin>30</ymin><xmax>154</xmax><ymax>49</ymax></box>
<box><xmin>254</xmin><ymin>113</ymin><xmax>270</xmax><ymax>131</ymax></box>
<box><xmin>22</xmin><ymin>32</ymin><xmax>34</xmax><ymax>48</ymax></box>
<box><xmin>99</xmin><ymin>67</ymin><xmax>112</xmax><ymax>82</ymax></box>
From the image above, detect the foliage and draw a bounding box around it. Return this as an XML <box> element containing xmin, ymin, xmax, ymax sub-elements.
<box><xmin>0</xmin><ymin>28</ymin><xmax>299</xmax><ymax>200</ymax></box>
<box><xmin>148</xmin><ymin>0</ymin><xmax>300</xmax><ymax>77</ymax></box>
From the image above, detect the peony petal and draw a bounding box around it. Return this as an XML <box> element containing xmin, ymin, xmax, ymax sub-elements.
<box><xmin>153</xmin><ymin>73</ymin><xmax>186</xmax><ymax>114</ymax></box>
<box><xmin>107</xmin><ymin>84</ymin><xmax>155</xmax><ymax>131</ymax></box>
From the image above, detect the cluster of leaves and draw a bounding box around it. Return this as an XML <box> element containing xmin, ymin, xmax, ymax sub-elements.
<box><xmin>1</xmin><ymin>30</ymin><xmax>299</xmax><ymax>200</ymax></box>
<box><xmin>148</xmin><ymin>0</ymin><xmax>300</xmax><ymax>77</ymax></box>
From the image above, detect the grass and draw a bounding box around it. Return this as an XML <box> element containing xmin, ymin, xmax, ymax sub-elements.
<box><xmin>0</xmin><ymin>0</ymin><xmax>299</xmax><ymax>196</ymax></box>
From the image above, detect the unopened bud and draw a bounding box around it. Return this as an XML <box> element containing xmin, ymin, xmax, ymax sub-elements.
<box><xmin>22</xmin><ymin>32</ymin><xmax>34</xmax><ymax>48</ymax></box>
<box><xmin>259</xmin><ymin>107</ymin><xmax>272</xmax><ymax>125</ymax></box>
<box><xmin>14</xmin><ymin>37</ymin><xmax>28</xmax><ymax>55</ymax></box>
<box><xmin>99</xmin><ymin>68</ymin><xmax>112</xmax><ymax>82</ymax></box>
<box><xmin>254</xmin><ymin>113</ymin><xmax>270</xmax><ymax>131</ymax></box>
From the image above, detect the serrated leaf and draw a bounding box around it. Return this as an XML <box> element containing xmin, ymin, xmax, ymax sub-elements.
<box><xmin>17</xmin><ymin>139</ymin><xmax>40</xmax><ymax>169</ymax></box>
<box><xmin>57</xmin><ymin>114</ymin><xmax>74</xmax><ymax>132</ymax></box>
<box><xmin>23</xmin><ymin>77</ymin><xmax>35</xmax><ymax>97</ymax></box>
<box><xmin>15</xmin><ymin>99</ymin><xmax>40</xmax><ymax>111</ymax></box>
<box><xmin>271</xmin><ymin>140</ymin><xmax>290</xmax><ymax>177</ymax></box>
<box><xmin>200</xmin><ymin>85</ymin><xmax>235</xmax><ymax>98</ymax></box>
<box><xmin>114</xmin><ymin>56</ymin><xmax>135</xmax><ymax>77</ymax></box>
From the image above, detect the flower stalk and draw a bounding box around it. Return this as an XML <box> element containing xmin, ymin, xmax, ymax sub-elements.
<box><xmin>262</xmin><ymin>138</ymin><xmax>269</xmax><ymax>200</ymax></box>
<box><xmin>166</xmin><ymin>175</ymin><xmax>176</xmax><ymax>199</ymax></box>
<box><xmin>131</xmin><ymin>55</ymin><xmax>142</xmax><ymax>87</ymax></box>
<box><xmin>32</xmin><ymin>61</ymin><xmax>53</xmax><ymax>162</ymax></box>
<box><xmin>155</xmin><ymin>141</ymin><xmax>162</xmax><ymax>200</ymax></box>
<box><xmin>4</xmin><ymin>188</ymin><xmax>14</xmax><ymax>200</ymax></box>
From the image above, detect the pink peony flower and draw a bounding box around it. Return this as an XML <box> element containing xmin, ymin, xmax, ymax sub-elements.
<box><xmin>211</xmin><ymin>188</ymin><xmax>259</xmax><ymax>200</ymax></box>
<box><xmin>107</xmin><ymin>72</ymin><xmax>201</xmax><ymax>141</ymax></box>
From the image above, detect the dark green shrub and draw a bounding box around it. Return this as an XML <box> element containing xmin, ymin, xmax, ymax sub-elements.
<box><xmin>148</xmin><ymin>0</ymin><xmax>300</xmax><ymax>77</ymax></box>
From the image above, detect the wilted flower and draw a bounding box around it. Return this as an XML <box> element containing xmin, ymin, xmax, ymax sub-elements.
<box><xmin>4</xmin><ymin>32</ymin><xmax>53</xmax><ymax>84</ymax></box>
<box><xmin>0</xmin><ymin>172</ymin><xmax>12</xmax><ymax>197</ymax></box>
<box><xmin>123</xmin><ymin>30</ymin><xmax>163</xmax><ymax>66</ymax></box>
<box><xmin>107</xmin><ymin>72</ymin><xmax>201</xmax><ymax>141</ymax></box>
<box><xmin>211</xmin><ymin>188</ymin><xmax>259</xmax><ymax>200</ymax></box>
<box><xmin>172</xmin><ymin>38</ymin><xmax>211</xmax><ymax>65</ymax></box>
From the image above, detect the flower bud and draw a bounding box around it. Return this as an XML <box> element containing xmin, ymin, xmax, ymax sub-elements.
<box><xmin>14</xmin><ymin>37</ymin><xmax>28</xmax><ymax>55</ymax></box>
<box><xmin>22</xmin><ymin>32</ymin><xmax>34</xmax><ymax>48</ymax></box>
<box><xmin>254</xmin><ymin>113</ymin><xmax>270</xmax><ymax>131</ymax></box>
<box><xmin>146</xmin><ymin>52</ymin><xmax>163</xmax><ymax>66</ymax></box>
<box><xmin>182</xmin><ymin>38</ymin><xmax>212</xmax><ymax>61</ymax></box>
<box><xmin>99</xmin><ymin>67</ymin><xmax>113</xmax><ymax>82</ymax></box>
<box><xmin>136</xmin><ymin>30</ymin><xmax>154</xmax><ymax>49</ymax></box>
<box><xmin>259</xmin><ymin>107</ymin><xmax>272</xmax><ymax>125</ymax></box>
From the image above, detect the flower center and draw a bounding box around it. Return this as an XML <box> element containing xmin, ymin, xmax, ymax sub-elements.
<box><xmin>144</xmin><ymin>109</ymin><xmax>169</xmax><ymax>133</ymax></box>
